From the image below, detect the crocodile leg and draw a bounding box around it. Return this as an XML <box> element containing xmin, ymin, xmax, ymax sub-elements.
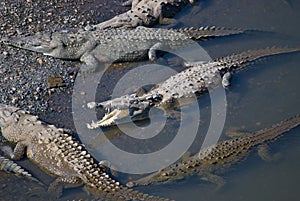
<box><xmin>257</xmin><ymin>144</ymin><xmax>281</xmax><ymax>162</ymax></box>
<box><xmin>154</xmin><ymin>4</ymin><xmax>165</xmax><ymax>25</ymax></box>
<box><xmin>48</xmin><ymin>176</ymin><xmax>83</xmax><ymax>198</ymax></box>
<box><xmin>200</xmin><ymin>172</ymin><xmax>226</xmax><ymax>189</ymax></box>
<box><xmin>79</xmin><ymin>52</ymin><xmax>102</xmax><ymax>73</ymax></box>
<box><xmin>221</xmin><ymin>72</ymin><xmax>232</xmax><ymax>88</ymax></box>
<box><xmin>0</xmin><ymin>142</ymin><xmax>27</xmax><ymax>160</ymax></box>
<box><xmin>185</xmin><ymin>60</ymin><xmax>233</xmax><ymax>88</ymax></box>
<box><xmin>148</xmin><ymin>42</ymin><xmax>165</xmax><ymax>62</ymax></box>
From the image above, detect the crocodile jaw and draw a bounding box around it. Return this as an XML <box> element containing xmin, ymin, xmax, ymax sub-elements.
<box><xmin>126</xmin><ymin>169</ymin><xmax>183</xmax><ymax>187</ymax></box>
<box><xmin>87</xmin><ymin>109</ymin><xmax>130</xmax><ymax>129</ymax></box>
<box><xmin>0</xmin><ymin>104</ymin><xmax>21</xmax><ymax>128</ymax></box>
<box><xmin>9</xmin><ymin>30</ymin><xmax>95</xmax><ymax>60</ymax></box>
<box><xmin>9</xmin><ymin>32</ymin><xmax>54</xmax><ymax>54</ymax></box>
<box><xmin>87</xmin><ymin>105</ymin><xmax>152</xmax><ymax>129</ymax></box>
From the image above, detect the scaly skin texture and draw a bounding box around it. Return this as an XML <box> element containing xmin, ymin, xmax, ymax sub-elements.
<box><xmin>0</xmin><ymin>155</ymin><xmax>35</xmax><ymax>180</ymax></box>
<box><xmin>0</xmin><ymin>104</ymin><xmax>171</xmax><ymax>201</ymax></box>
<box><xmin>126</xmin><ymin>114</ymin><xmax>300</xmax><ymax>187</ymax></box>
<box><xmin>96</xmin><ymin>0</ymin><xmax>195</xmax><ymax>29</ymax></box>
<box><xmin>7</xmin><ymin>26</ymin><xmax>243</xmax><ymax>72</ymax></box>
<box><xmin>87</xmin><ymin>47</ymin><xmax>300</xmax><ymax>128</ymax></box>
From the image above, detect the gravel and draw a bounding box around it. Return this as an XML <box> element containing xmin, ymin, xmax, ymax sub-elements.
<box><xmin>0</xmin><ymin>0</ymin><xmax>128</xmax><ymax>116</ymax></box>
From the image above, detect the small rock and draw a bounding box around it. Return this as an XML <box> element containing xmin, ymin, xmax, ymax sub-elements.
<box><xmin>36</xmin><ymin>57</ymin><xmax>43</xmax><ymax>65</ymax></box>
<box><xmin>11</xmin><ymin>97</ymin><xmax>19</xmax><ymax>104</ymax></box>
<box><xmin>47</xmin><ymin>75</ymin><xmax>65</xmax><ymax>89</ymax></box>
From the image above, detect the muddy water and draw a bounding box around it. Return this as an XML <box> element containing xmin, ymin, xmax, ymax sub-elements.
<box><xmin>141</xmin><ymin>0</ymin><xmax>300</xmax><ymax>200</ymax></box>
<box><xmin>92</xmin><ymin>0</ymin><xmax>300</xmax><ymax>200</ymax></box>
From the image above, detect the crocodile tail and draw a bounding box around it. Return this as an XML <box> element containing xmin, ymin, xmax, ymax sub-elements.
<box><xmin>251</xmin><ymin>114</ymin><xmax>300</xmax><ymax>145</ymax></box>
<box><xmin>215</xmin><ymin>46</ymin><xmax>300</xmax><ymax>71</ymax></box>
<box><xmin>107</xmin><ymin>184</ymin><xmax>172</xmax><ymax>201</ymax></box>
<box><xmin>84</xmin><ymin>168</ymin><xmax>171</xmax><ymax>201</ymax></box>
<box><xmin>175</xmin><ymin>26</ymin><xmax>244</xmax><ymax>40</ymax></box>
<box><xmin>55</xmin><ymin>132</ymin><xmax>170</xmax><ymax>200</ymax></box>
<box><xmin>0</xmin><ymin>156</ymin><xmax>32</xmax><ymax>177</ymax></box>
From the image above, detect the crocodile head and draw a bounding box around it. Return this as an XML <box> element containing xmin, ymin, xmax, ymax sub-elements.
<box><xmin>126</xmin><ymin>166</ymin><xmax>186</xmax><ymax>187</ymax></box>
<box><xmin>87</xmin><ymin>94</ymin><xmax>163</xmax><ymax>128</ymax></box>
<box><xmin>0</xmin><ymin>104</ymin><xmax>21</xmax><ymax>129</ymax></box>
<box><xmin>0</xmin><ymin>104</ymin><xmax>42</xmax><ymax>142</ymax></box>
<box><xmin>87</xmin><ymin>101</ymin><xmax>152</xmax><ymax>129</ymax></box>
<box><xmin>8</xmin><ymin>29</ymin><xmax>97</xmax><ymax>60</ymax></box>
<box><xmin>0</xmin><ymin>104</ymin><xmax>24</xmax><ymax>142</ymax></box>
<box><xmin>88</xmin><ymin>108</ymin><xmax>151</xmax><ymax>128</ymax></box>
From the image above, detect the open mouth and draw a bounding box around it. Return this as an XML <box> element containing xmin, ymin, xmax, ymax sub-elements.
<box><xmin>87</xmin><ymin>108</ymin><xmax>130</xmax><ymax>129</ymax></box>
<box><xmin>86</xmin><ymin>93</ymin><xmax>157</xmax><ymax>129</ymax></box>
<box><xmin>86</xmin><ymin>104</ymin><xmax>152</xmax><ymax>129</ymax></box>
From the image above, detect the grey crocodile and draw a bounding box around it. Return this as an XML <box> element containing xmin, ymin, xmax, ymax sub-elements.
<box><xmin>0</xmin><ymin>155</ymin><xmax>35</xmax><ymax>180</ymax></box>
<box><xmin>95</xmin><ymin>0</ymin><xmax>195</xmax><ymax>29</ymax></box>
<box><xmin>6</xmin><ymin>26</ymin><xmax>244</xmax><ymax>72</ymax></box>
<box><xmin>0</xmin><ymin>104</ymin><xmax>171</xmax><ymax>200</ymax></box>
<box><xmin>125</xmin><ymin>114</ymin><xmax>300</xmax><ymax>187</ymax></box>
<box><xmin>87</xmin><ymin>46</ymin><xmax>300</xmax><ymax>128</ymax></box>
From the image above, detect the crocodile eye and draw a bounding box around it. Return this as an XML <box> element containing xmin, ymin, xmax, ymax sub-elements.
<box><xmin>3</xmin><ymin>110</ymin><xmax>12</xmax><ymax>117</ymax></box>
<box><xmin>77</xmin><ymin>34</ymin><xmax>84</xmax><ymax>41</ymax></box>
<box><xmin>69</xmin><ymin>34</ymin><xmax>75</xmax><ymax>40</ymax></box>
<box><xmin>162</xmin><ymin>172</ymin><xmax>169</xmax><ymax>176</ymax></box>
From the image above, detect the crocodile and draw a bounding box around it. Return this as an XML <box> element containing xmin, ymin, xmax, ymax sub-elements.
<box><xmin>0</xmin><ymin>155</ymin><xmax>36</xmax><ymax>180</ymax></box>
<box><xmin>0</xmin><ymin>104</ymin><xmax>171</xmax><ymax>200</ymax></box>
<box><xmin>87</xmin><ymin>46</ymin><xmax>300</xmax><ymax>128</ymax></box>
<box><xmin>126</xmin><ymin>114</ymin><xmax>300</xmax><ymax>187</ymax></box>
<box><xmin>95</xmin><ymin>0</ymin><xmax>195</xmax><ymax>29</ymax></box>
<box><xmin>6</xmin><ymin>26</ymin><xmax>244</xmax><ymax>72</ymax></box>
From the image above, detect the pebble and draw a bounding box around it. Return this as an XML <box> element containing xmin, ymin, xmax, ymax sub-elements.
<box><xmin>36</xmin><ymin>57</ymin><xmax>43</xmax><ymax>65</ymax></box>
<box><xmin>0</xmin><ymin>0</ymin><xmax>128</xmax><ymax>115</ymax></box>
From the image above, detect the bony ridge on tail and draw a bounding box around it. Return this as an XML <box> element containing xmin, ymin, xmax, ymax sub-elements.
<box><xmin>7</xmin><ymin>26</ymin><xmax>244</xmax><ymax>72</ymax></box>
<box><xmin>126</xmin><ymin>114</ymin><xmax>300</xmax><ymax>187</ymax></box>
<box><xmin>0</xmin><ymin>104</ymin><xmax>171</xmax><ymax>200</ymax></box>
<box><xmin>87</xmin><ymin>46</ymin><xmax>300</xmax><ymax>128</ymax></box>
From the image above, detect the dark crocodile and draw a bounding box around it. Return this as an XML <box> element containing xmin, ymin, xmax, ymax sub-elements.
<box><xmin>87</xmin><ymin>46</ymin><xmax>300</xmax><ymax>128</ymax></box>
<box><xmin>126</xmin><ymin>114</ymin><xmax>300</xmax><ymax>187</ymax></box>
<box><xmin>0</xmin><ymin>104</ymin><xmax>171</xmax><ymax>200</ymax></box>
<box><xmin>6</xmin><ymin>26</ymin><xmax>244</xmax><ymax>72</ymax></box>
<box><xmin>95</xmin><ymin>0</ymin><xmax>195</xmax><ymax>29</ymax></box>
